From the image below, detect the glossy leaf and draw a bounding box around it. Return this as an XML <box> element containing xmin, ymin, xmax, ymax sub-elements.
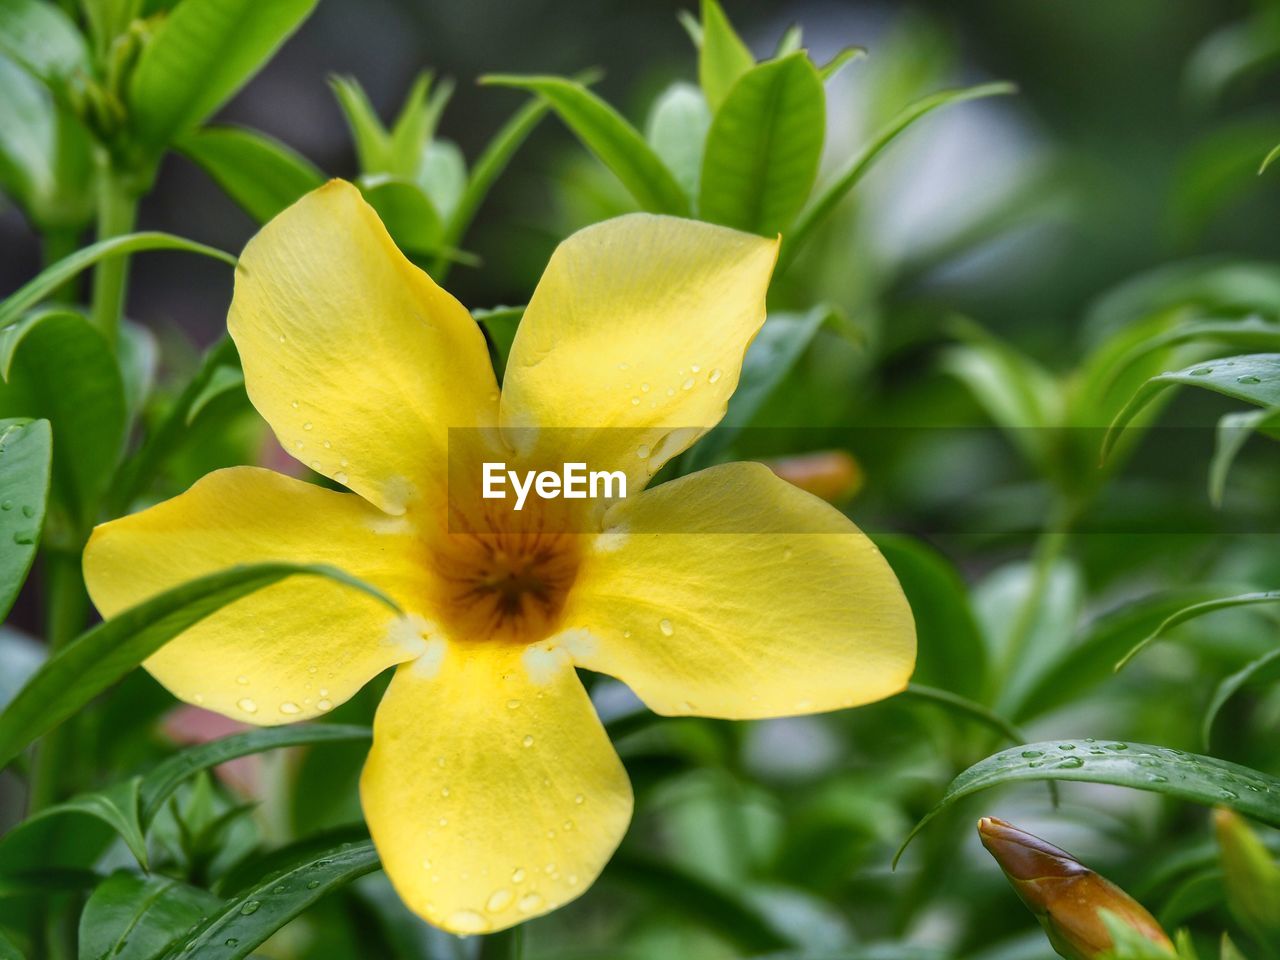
<box><xmin>0</xmin><ymin>419</ymin><xmax>49</xmax><ymax>620</ymax></box>
<box><xmin>0</xmin><ymin>312</ymin><xmax>125</xmax><ymax>535</ymax></box>
<box><xmin>1115</xmin><ymin>591</ymin><xmax>1280</xmax><ymax>670</ymax></box>
<box><xmin>390</xmin><ymin>73</ymin><xmax>452</xmax><ymax>179</ymax></box>
<box><xmin>696</xmin><ymin>0</ymin><xmax>755</xmax><ymax>111</ymax></box>
<box><xmin>79</xmin><ymin>871</ymin><xmax>221</xmax><ymax>960</ymax></box>
<box><xmin>157</xmin><ymin>839</ymin><xmax>379</xmax><ymax>959</ymax></box>
<box><xmin>129</xmin><ymin>0</ymin><xmax>317</xmax><ymax>148</ymax></box>
<box><xmin>0</xmin><ymin>233</ymin><xmax>236</xmax><ymax>331</ymax></box>
<box><xmin>1098</xmin><ymin>316</ymin><xmax>1280</xmax><ymax>396</ymax></box>
<box><xmin>782</xmin><ymin>81</ymin><xmax>1015</xmax><ymax>269</ymax></box>
<box><xmin>700</xmin><ymin>52</ymin><xmax>824</xmax><ymax>236</ymax></box>
<box><xmin>357</xmin><ymin>175</ymin><xmax>443</xmax><ymax>255</ymax></box>
<box><xmin>0</xmin><ymin>0</ymin><xmax>89</xmax><ymax>83</ymax></box>
<box><xmin>645</xmin><ymin>81</ymin><xmax>711</xmax><ymax>199</ymax></box>
<box><xmin>1210</xmin><ymin>407</ymin><xmax>1280</xmax><ymax>507</ymax></box>
<box><xmin>481</xmin><ymin>74</ymin><xmax>689</xmax><ymax>215</ymax></box>
<box><xmin>898</xmin><ymin>740</ymin><xmax>1280</xmax><ymax>864</ymax></box>
<box><xmin>418</xmin><ymin>139</ymin><xmax>466</xmax><ymax>221</ymax></box>
<box><xmin>1104</xmin><ymin>354</ymin><xmax>1280</xmax><ymax>460</ymax></box>
<box><xmin>0</xmin><ymin>778</ymin><xmax>147</xmax><ymax>875</ymax></box>
<box><xmin>0</xmin><ymin>563</ymin><xmax>398</xmax><ymax>771</ymax></box>
<box><xmin>139</xmin><ymin>724</ymin><xmax>372</xmax><ymax>826</ymax></box>
<box><xmin>1204</xmin><ymin>648</ymin><xmax>1280</xmax><ymax>750</ymax></box>
<box><xmin>178</xmin><ymin>125</ymin><xmax>324</xmax><ymax>224</ymax></box>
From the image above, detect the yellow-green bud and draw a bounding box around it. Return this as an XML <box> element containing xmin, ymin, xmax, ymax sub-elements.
<box><xmin>1213</xmin><ymin>807</ymin><xmax>1280</xmax><ymax>946</ymax></box>
<box><xmin>978</xmin><ymin>817</ymin><xmax>1174</xmax><ymax>960</ymax></box>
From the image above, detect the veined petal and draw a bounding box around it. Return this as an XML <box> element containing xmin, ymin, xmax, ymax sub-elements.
<box><xmin>558</xmin><ymin>462</ymin><xmax>915</xmax><ymax>718</ymax></box>
<box><xmin>229</xmin><ymin>179</ymin><xmax>499</xmax><ymax>517</ymax></box>
<box><xmin>499</xmin><ymin>215</ymin><xmax>777</xmax><ymax>491</ymax></box>
<box><xmin>361</xmin><ymin>644</ymin><xmax>632</xmax><ymax>934</ymax></box>
<box><xmin>83</xmin><ymin>467</ymin><xmax>432</xmax><ymax>724</ymax></box>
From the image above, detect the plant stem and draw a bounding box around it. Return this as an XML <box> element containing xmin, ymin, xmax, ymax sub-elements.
<box><xmin>88</xmin><ymin>159</ymin><xmax>139</xmax><ymax>349</ymax></box>
<box><xmin>41</xmin><ymin>227</ymin><xmax>82</xmax><ymax>302</ymax></box>
<box><xmin>477</xmin><ymin>926</ymin><xmax>524</xmax><ymax>960</ymax></box>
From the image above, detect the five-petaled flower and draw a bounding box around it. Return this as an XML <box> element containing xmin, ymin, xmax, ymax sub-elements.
<box><xmin>83</xmin><ymin>181</ymin><xmax>916</xmax><ymax>934</ymax></box>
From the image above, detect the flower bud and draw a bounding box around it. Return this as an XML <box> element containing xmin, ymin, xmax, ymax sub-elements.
<box><xmin>1213</xmin><ymin>807</ymin><xmax>1280</xmax><ymax>946</ymax></box>
<box><xmin>978</xmin><ymin>817</ymin><xmax>1174</xmax><ymax>960</ymax></box>
<box><xmin>764</xmin><ymin>450</ymin><xmax>863</xmax><ymax>503</ymax></box>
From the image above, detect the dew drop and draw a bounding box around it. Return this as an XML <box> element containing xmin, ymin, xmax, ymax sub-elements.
<box><xmin>236</xmin><ymin>675</ymin><xmax>249</xmax><ymax>686</ymax></box>
<box><xmin>640</xmin><ymin>382</ymin><xmax>650</xmax><ymax>393</ymax></box>
<box><xmin>681</xmin><ymin>377</ymin><xmax>695</xmax><ymax>390</ymax></box>
<box><xmin>303</xmin><ymin>422</ymin><xmax>313</xmax><ymax>431</ymax></box>
<box><xmin>334</xmin><ymin>471</ymin><xmax>348</xmax><ymax>484</ymax></box>
<box><xmin>522</xmin><ymin>735</ymin><xmax>534</xmax><ymax>748</ymax></box>
<box><xmin>543</xmin><ymin>863</ymin><xmax>556</xmax><ymax>875</ymax></box>
<box><xmin>225</xmin><ymin>938</ymin><xmax>239</xmax><ymax>947</ymax></box>
<box><xmin>0</xmin><ymin>501</ymin><xmax>10</xmax><ymax>510</ymax></box>
<box><xmin>12</xmin><ymin>532</ymin><xmax>34</xmax><ymax>545</ymax></box>
<box><xmin>511</xmin><ymin>868</ymin><xmax>525</xmax><ymax>883</ymax></box>
<box><xmin>631</xmin><ymin>397</ymin><xmax>640</xmax><ymax>406</ymax></box>
<box><xmin>306</xmin><ymin>879</ymin><xmax>320</xmax><ymax>889</ymax></box>
<box><xmin>562</xmin><ymin>820</ymin><xmax>573</xmax><ymax>831</ymax></box>
<box><xmin>438</xmin><ymin>817</ymin><xmax>448</xmax><ymax>826</ymax></box>
<box><xmin>486</xmin><ymin>888</ymin><xmax>513</xmax><ymax>912</ymax></box>
<box><xmin>1056</xmin><ymin>756</ymin><xmax>1084</xmax><ymax>769</ymax></box>
<box><xmin>1105</xmin><ymin>742</ymin><xmax>1128</xmax><ymax>751</ymax></box>
<box><xmin>517</xmin><ymin>892</ymin><xmax>544</xmax><ymax>913</ymax></box>
<box><xmin>422</xmin><ymin>859</ymin><xmax>432</xmax><ymax>871</ymax></box>
<box><xmin>441</xmin><ymin>786</ymin><xmax>451</xmax><ymax>798</ymax></box>
<box><xmin>574</xmin><ymin>794</ymin><xmax>584</xmax><ymax>805</ymax></box>
<box><xmin>622</xmin><ymin>630</ymin><xmax>631</xmax><ymax>639</ymax></box>
<box><xmin>279</xmin><ymin>701</ymin><xmax>301</xmax><ymax>715</ymax></box>
<box><xmin>1021</xmin><ymin>750</ymin><xmax>1043</xmax><ymax>758</ymax></box>
<box><xmin>291</xmin><ymin>400</ymin><xmax>300</xmax><ymax>409</ymax></box>
<box><xmin>690</xmin><ymin>364</ymin><xmax>701</xmax><ymax>373</ymax></box>
<box><xmin>1190</xmin><ymin>367</ymin><xmax>1213</xmax><ymax>376</ymax></box>
<box><xmin>237</xmin><ymin>698</ymin><xmax>258</xmax><ymax>714</ymax></box>
<box><xmin>1237</xmin><ymin>375</ymin><xmax>1262</xmax><ymax>384</ymax></box>
<box><xmin>1221</xmin><ymin>789</ymin><xmax>1238</xmax><ymax>800</ymax></box>
<box><xmin>20</xmin><ymin>505</ymin><xmax>33</xmax><ymax>518</ymax></box>
<box><xmin>617</xmin><ymin>362</ymin><xmax>629</xmax><ymax>371</ymax></box>
<box><xmin>323</xmin><ymin>440</ymin><xmax>332</xmax><ymax>449</ymax></box>
<box><xmin>658</xmin><ymin>618</ymin><xmax>674</xmax><ymax>636</ymax></box>
<box><xmin>636</xmin><ymin>444</ymin><xmax>650</xmax><ymax>459</ymax></box>
<box><xmin>507</xmin><ymin>699</ymin><xmax>521</xmax><ymax>709</ymax></box>
<box><xmin>277</xmin><ymin>334</ymin><xmax>286</xmax><ymax>344</ymax></box>
<box><xmin>317</xmin><ymin>699</ymin><xmax>332</xmax><ymax>711</ymax></box>
<box><xmin>665</xmin><ymin>387</ymin><xmax>675</xmax><ymax>396</ymax></box>
<box><xmin>309</xmin><ymin>460</ymin><xmax>321</xmax><ymax>470</ymax></box>
<box><xmin>708</xmin><ymin>368</ymin><xmax>723</xmax><ymax>384</ymax></box>
<box><xmin>448</xmin><ymin>909</ymin><xmax>489</xmax><ymax>934</ymax></box>
<box><xmin>240</xmin><ymin>901</ymin><xmax>261</xmax><ymax>916</ymax></box>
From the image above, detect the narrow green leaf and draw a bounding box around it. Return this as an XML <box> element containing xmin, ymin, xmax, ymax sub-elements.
<box><xmin>1262</xmin><ymin>142</ymin><xmax>1280</xmax><ymax>174</ymax></box>
<box><xmin>697</xmin><ymin>0</ymin><xmax>755</xmax><ymax>111</ymax></box>
<box><xmin>357</xmin><ymin>174</ymin><xmax>443</xmax><ymax>256</ymax></box>
<box><xmin>0</xmin><ymin>778</ymin><xmax>147</xmax><ymax>875</ymax></box>
<box><xmin>1115</xmin><ymin>591</ymin><xmax>1280</xmax><ymax>671</ymax></box>
<box><xmin>897</xmin><ymin>740</ymin><xmax>1280</xmax><ymax>865</ymax></box>
<box><xmin>699</xmin><ymin>52</ymin><xmax>824</xmax><ymax>236</ymax></box>
<box><xmin>0</xmin><ymin>419</ymin><xmax>49</xmax><ymax>620</ymax></box>
<box><xmin>139</xmin><ymin>724</ymin><xmax>372</xmax><ymax>826</ymax></box>
<box><xmin>819</xmin><ymin>45</ymin><xmax>866</xmax><ymax>82</ymax></box>
<box><xmin>782</xmin><ymin>81</ymin><xmax>1016</xmax><ymax>270</ymax></box>
<box><xmin>481</xmin><ymin>74</ymin><xmax>689</xmax><ymax>215</ymax></box>
<box><xmin>178</xmin><ymin>125</ymin><xmax>324</xmax><ymax>224</ymax></box>
<box><xmin>899</xmin><ymin>684</ymin><xmax>1032</xmax><ymax>749</ymax></box>
<box><xmin>1204</xmin><ymin>648</ymin><xmax>1280</xmax><ymax>750</ymax></box>
<box><xmin>1210</xmin><ymin>407</ymin><xmax>1280</xmax><ymax>507</ymax></box>
<box><xmin>184</xmin><ymin>365</ymin><xmax>245</xmax><ymax>425</ymax></box>
<box><xmin>330</xmin><ymin>74</ymin><xmax>391</xmax><ymax>172</ymax></box>
<box><xmin>0</xmin><ymin>232</ymin><xmax>236</xmax><ymax>331</ymax></box>
<box><xmin>0</xmin><ymin>563</ymin><xmax>398</xmax><ymax>771</ymax></box>
<box><xmin>0</xmin><ymin>0</ymin><xmax>89</xmax><ymax>83</ymax></box>
<box><xmin>473</xmin><ymin>305</ymin><xmax>524</xmax><ymax>381</ymax></box>
<box><xmin>80</xmin><ymin>871</ymin><xmax>222</xmax><ymax>960</ymax></box>
<box><xmin>1099</xmin><ymin>316</ymin><xmax>1280</xmax><ymax>398</ymax></box>
<box><xmin>81</xmin><ymin>0</ymin><xmax>142</xmax><ymax>60</ymax></box>
<box><xmin>157</xmin><ymin>839</ymin><xmax>379</xmax><ymax>959</ymax></box>
<box><xmin>773</xmin><ymin>23</ymin><xmax>803</xmax><ymax>58</ymax></box>
<box><xmin>0</xmin><ymin>311</ymin><xmax>126</xmax><ymax>531</ymax></box>
<box><xmin>1103</xmin><ymin>354</ymin><xmax>1280</xmax><ymax>461</ymax></box>
<box><xmin>389</xmin><ymin>73</ymin><xmax>453</xmax><ymax>179</ymax></box>
<box><xmin>129</xmin><ymin>0</ymin><xmax>317</xmax><ymax>148</ymax></box>
<box><xmin>645</xmin><ymin>82</ymin><xmax>711</xmax><ymax>199</ymax></box>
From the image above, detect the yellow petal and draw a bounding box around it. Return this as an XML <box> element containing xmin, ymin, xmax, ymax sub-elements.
<box><xmin>229</xmin><ymin>179</ymin><xmax>498</xmax><ymax>517</ymax></box>
<box><xmin>361</xmin><ymin>644</ymin><xmax>632</xmax><ymax>934</ymax></box>
<box><xmin>83</xmin><ymin>467</ymin><xmax>431</xmax><ymax>724</ymax></box>
<box><xmin>558</xmin><ymin>462</ymin><xmax>915</xmax><ymax>718</ymax></box>
<box><xmin>499</xmin><ymin>214</ymin><xmax>778</xmax><ymax>490</ymax></box>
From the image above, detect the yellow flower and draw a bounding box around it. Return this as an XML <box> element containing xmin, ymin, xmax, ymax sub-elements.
<box><xmin>82</xmin><ymin>180</ymin><xmax>915</xmax><ymax>934</ymax></box>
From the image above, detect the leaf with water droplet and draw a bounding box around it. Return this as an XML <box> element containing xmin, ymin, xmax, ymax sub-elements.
<box><xmin>0</xmin><ymin>419</ymin><xmax>49</xmax><ymax>622</ymax></box>
<box><xmin>78</xmin><ymin>871</ymin><xmax>221</xmax><ymax>960</ymax></box>
<box><xmin>895</xmin><ymin>739</ymin><xmax>1280</xmax><ymax>867</ymax></box>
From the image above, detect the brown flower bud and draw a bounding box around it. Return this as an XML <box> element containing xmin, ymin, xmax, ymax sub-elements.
<box><xmin>978</xmin><ymin>817</ymin><xmax>1174</xmax><ymax>960</ymax></box>
<box><xmin>763</xmin><ymin>450</ymin><xmax>863</xmax><ymax>503</ymax></box>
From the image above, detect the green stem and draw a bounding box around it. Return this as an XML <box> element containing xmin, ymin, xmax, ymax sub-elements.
<box><xmin>88</xmin><ymin>159</ymin><xmax>139</xmax><ymax>348</ymax></box>
<box><xmin>27</xmin><ymin>549</ymin><xmax>90</xmax><ymax>814</ymax></box>
<box><xmin>991</xmin><ymin>522</ymin><xmax>1070</xmax><ymax>706</ymax></box>
<box><xmin>41</xmin><ymin>227</ymin><xmax>82</xmax><ymax>302</ymax></box>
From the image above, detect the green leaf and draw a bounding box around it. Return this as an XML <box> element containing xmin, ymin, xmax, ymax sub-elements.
<box><xmin>431</xmin><ymin>95</ymin><xmax>551</xmax><ymax>277</ymax></box>
<box><xmin>0</xmin><ymin>0</ymin><xmax>89</xmax><ymax>83</ymax></box>
<box><xmin>0</xmin><ymin>232</ymin><xmax>236</xmax><ymax>331</ymax></box>
<box><xmin>184</xmin><ymin>364</ymin><xmax>244</xmax><ymax>425</ymax></box>
<box><xmin>1203</xmin><ymin>648</ymin><xmax>1280</xmax><ymax>750</ymax></box>
<box><xmin>139</xmin><ymin>724</ymin><xmax>372</xmax><ymax>826</ymax></box>
<box><xmin>0</xmin><ymin>419</ymin><xmax>48</xmax><ymax>619</ymax></box>
<box><xmin>0</xmin><ymin>54</ymin><xmax>94</xmax><ymax>231</ymax></box>
<box><xmin>697</xmin><ymin>0</ymin><xmax>755</xmax><ymax>111</ymax></box>
<box><xmin>819</xmin><ymin>45</ymin><xmax>866</xmax><ymax>82</ymax></box>
<box><xmin>1098</xmin><ymin>316</ymin><xmax>1280</xmax><ymax>398</ymax></box>
<box><xmin>898</xmin><ymin>684</ymin><xmax>1033</xmax><ymax>749</ymax></box>
<box><xmin>178</xmin><ymin>125</ymin><xmax>324</xmax><ymax>224</ymax></box>
<box><xmin>1262</xmin><ymin>142</ymin><xmax>1280</xmax><ymax>174</ymax></box>
<box><xmin>0</xmin><ymin>311</ymin><xmax>125</xmax><ymax>534</ymax></box>
<box><xmin>1210</xmin><ymin>407</ymin><xmax>1280</xmax><ymax>507</ymax></box>
<box><xmin>128</xmin><ymin>0</ymin><xmax>317</xmax><ymax>149</ymax></box>
<box><xmin>0</xmin><ymin>563</ymin><xmax>398</xmax><ymax>772</ymax></box>
<box><xmin>684</xmin><ymin>306</ymin><xmax>833</xmax><ymax>470</ymax></box>
<box><xmin>81</xmin><ymin>0</ymin><xmax>142</xmax><ymax>60</ymax></box>
<box><xmin>897</xmin><ymin>740</ymin><xmax>1280</xmax><ymax>865</ymax></box>
<box><xmin>645</xmin><ymin>82</ymin><xmax>711</xmax><ymax>199</ymax></box>
<box><xmin>874</xmin><ymin>534</ymin><xmax>986</xmax><ymax>699</ymax></box>
<box><xmin>357</xmin><ymin>174</ymin><xmax>443</xmax><ymax>256</ymax></box>
<box><xmin>0</xmin><ymin>929</ymin><xmax>22</xmax><ymax>959</ymax></box>
<box><xmin>389</xmin><ymin>72</ymin><xmax>453</xmax><ymax>179</ymax></box>
<box><xmin>0</xmin><ymin>778</ymin><xmax>147</xmax><ymax>876</ymax></box>
<box><xmin>330</xmin><ymin>74</ymin><xmax>391</xmax><ymax>172</ymax></box>
<box><xmin>418</xmin><ymin>139</ymin><xmax>466</xmax><ymax>222</ymax></box>
<box><xmin>481</xmin><ymin>74</ymin><xmax>689</xmax><ymax>216</ymax></box>
<box><xmin>1103</xmin><ymin>354</ymin><xmax>1280</xmax><ymax>460</ymax></box>
<box><xmin>773</xmin><ymin>23</ymin><xmax>803</xmax><ymax>58</ymax></box>
<box><xmin>699</xmin><ymin>52</ymin><xmax>824</xmax><ymax>236</ymax></box>
<box><xmin>157</xmin><ymin>839</ymin><xmax>379</xmax><ymax>959</ymax></box>
<box><xmin>781</xmin><ymin>81</ymin><xmax>1015</xmax><ymax>270</ymax></box>
<box><xmin>79</xmin><ymin>871</ymin><xmax>222</xmax><ymax>960</ymax></box>
<box><xmin>1115</xmin><ymin>591</ymin><xmax>1280</xmax><ymax>671</ymax></box>
<box><xmin>473</xmin><ymin>305</ymin><xmax>524</xmax><ymax>381</ymax></box>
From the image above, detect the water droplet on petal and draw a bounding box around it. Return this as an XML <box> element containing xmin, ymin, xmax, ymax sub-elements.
<box><xmin>303</xmin><ymin>422</ymin><xmax>313</xmax><ymax>431</ymax></box>
<box><xmin>236</xmin><ymin>675</ymin><xmax>249</xmax><ymax>686</ymax></box>
<box><xmin>681</xmin><ymin>377</ymin><xmax>695</xmax><ymax>390</ymax></box>
<box><xmin>279</xmin><ymin>701</ymin><xmax>300</xmax><ymax>715</ymax></box>
<box><xmin>640</xmin><ymin>382</ymin><xmax>650</xmax><ymax>393</ymax></box>
<box><xmin>517</xmin><ymin>892</ymin><xmax>544</xmax><ymax>913</ymax></box>
<box><xmin>659</xmin><ymin>618</ymin><xmax>674</xmax><ymax>636</ymax></box>
<box><xmin>448</xmin><ymin>909</ymin><xmax>489</xmax><ymax>934</ymax></box>
<box><xmin>522</xmin><ymin>735</ymin><xmax>534</xmax><ymax>748</ymax></box>
<box><xmin>507</xmin><ymin>699</ymin><xmax>521</xmax><ymax>710</ymax></box>
<box><xmin>511</xmin><ymin>868</ymin><xmax>525</xmax><ymax>883</ymax></box>
<box><xmin>317</xmin><ymin>699</ymin><xmax>333</xmax><ymax>711</ymax></box>
<box><xmin>237</xmin><ymin>698</ymin><xmax>258</xmax><ymax>714</ymax></box>
<box><xmin>441</xmin><ymin>786</ymin><xmax>450</xmax><ymax>798</ymax></box>
<box><xmin>708</xmin><ymin>368</ymin><xmax>723</xmax><ymax>384</ymax></box>
<box><xmin>636</xmin><ymin>444</ymin><xmax>650</xmax><ymax>459</ymax></box>
<box><xmin>486</xmin><ymin>888</ymin><xmax>513</xmax><ymax>912</ymax></box>
<box><xmin>574</xmin><ymin>794</ymin><xmax>584</xmax><ymax>805</ymax></box>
